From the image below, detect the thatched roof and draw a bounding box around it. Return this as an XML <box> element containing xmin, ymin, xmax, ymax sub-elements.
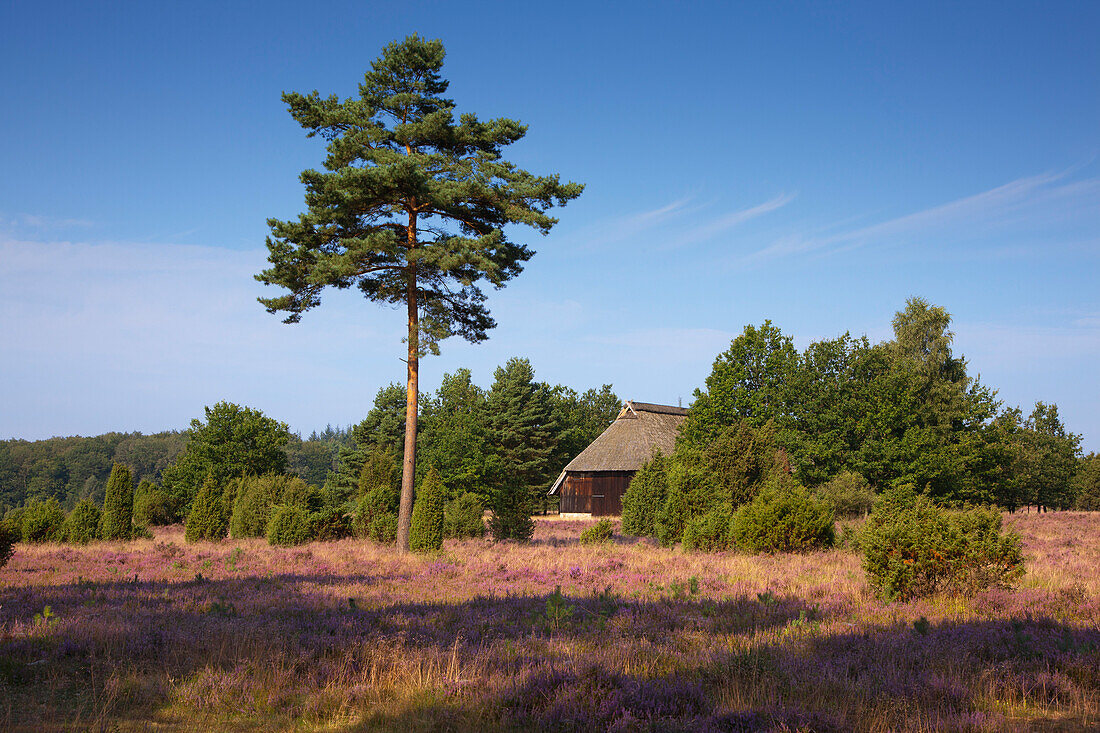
<box><xmin>549</xmin><ymin>401</ymin><xmax>687</xmax><ymax>494</ymax></box>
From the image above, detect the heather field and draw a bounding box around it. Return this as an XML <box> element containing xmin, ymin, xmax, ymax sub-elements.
<box><xmin>2</xmin><ymin>514</ymin><xmax>1099</xmax><ymax>732</ymax></box>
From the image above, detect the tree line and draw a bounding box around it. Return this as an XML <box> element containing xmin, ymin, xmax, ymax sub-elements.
<box><xmin>0</xmin><ymin>359</ymin><xmax>618</xmax><ymax>527</ymax></box>
<box><xmin>681</xmin><ymin>297</ymin><xmax>1090</xmax><ymax>511</ymax></box>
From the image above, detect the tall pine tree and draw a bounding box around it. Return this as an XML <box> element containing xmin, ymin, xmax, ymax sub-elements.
<box><xmin>256</xmin><ymin>36</ymin><xmax>582</xmax><ymax>552</ymax></box>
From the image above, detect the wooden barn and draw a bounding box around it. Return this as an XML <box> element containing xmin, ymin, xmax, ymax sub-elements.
<box><xmin>549</xmin><ymin>401</ymin><xmax>688</xmax><ymax>517</ymax></box>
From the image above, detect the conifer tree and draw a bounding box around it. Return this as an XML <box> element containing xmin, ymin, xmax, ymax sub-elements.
<box><xmin>256</xmin><ymin>36</ymin><xmax>583</xmax><ymax>552</ymax></box>
<box><xmin>620</xmin><ymin>450</ymin><xmax>669</xmax><ymax>537</ymax></box>
<box><xmin>185</xmin><ymin>474</ymin><xmax>227</xmax><ymax>542</ymax></box>
<box><xmin>64</xmin><ymin>498</ymin><xmax>101</xmax><ymax>544</ymax></box>
<box><xmin>488</xmin><ymin>358</ymin><xmax>557</xmax><ymax>513</ymax></box>
<box><xmin>409</xmin><ymin>466</ymin><xmax>445</xmax><ymax>552</ymax></box>
<box><xmin>99</xmin><ymin>463</ymin><xmax>134</xmax><ymax>541</ymax></box>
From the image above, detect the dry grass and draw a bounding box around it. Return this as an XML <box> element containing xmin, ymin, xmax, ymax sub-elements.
<box><xmin>1</xmin><ymin>513</ymin><xmax>1098</xmax><ymax>731</ymax></box>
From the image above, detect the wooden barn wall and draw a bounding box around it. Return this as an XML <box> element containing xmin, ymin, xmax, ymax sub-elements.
<box><xmin>559</xmin><ymin>471</ymin><xmax>635</xmax><ymax>515</ymax></box>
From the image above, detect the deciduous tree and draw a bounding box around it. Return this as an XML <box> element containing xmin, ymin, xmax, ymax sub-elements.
<box><xmin>161</xmin><ymin>402</ymin><xmax>290</xmax><ymax>516</ymax></box>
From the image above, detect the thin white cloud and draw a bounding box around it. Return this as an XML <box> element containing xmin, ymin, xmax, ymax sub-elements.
<box><xmin>0</xmin><ymin>213</ymin><xmax>96</xmax><ymax>231</ymax></box>
<box><xmin>664</xmin><ymin>193</ymin><xmax>794</xmax><ymax>249</ymax></box>
<box><xmin>736</xmin><ymin>167</ymin><xmax>1100</xmax><ymax>266</ymax></box>
<box><xmin>563</xmin><ymin>193</ymin><xmax>793</xmax><ymax>252</ymax></box>
<box><xmin>564</xmin><ymin>197</ymin><xmax>698</xmax><ymax>251</ymax></box>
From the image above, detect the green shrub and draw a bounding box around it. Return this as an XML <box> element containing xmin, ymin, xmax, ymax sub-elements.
<box><xmin>267</xmin><ymin>505</ymin><xmax>312</xmax><ymax>546</ymax></box>
<box><xmin>185</xmin><ymin>474</ymin><xmax>228</xmax><ymax>542</ymax></box>
<box><xmin>354</xmin><ymin>479</ymin><xmax>400</xmax><ymax>543</ymax></box>
<box><xmin>861</xmin><ymin>485</ymin><xmax>1025</xmax><ymax>601</ymax></box>
<box><xmin>655</xmin><ymin>481</ymin><xmax>689</xmax><ymax>547</ymax></box>
<box><xmin>131</xmin><ymin>524</ymin><xmax>154</xmax><ymax>540</ymax></box>
<box><xmin>682</xmin><ymin>507</ymin><xmax>733</xmax><ymax>551</ymax></box>
<box><xmin>63</xmin><ymin>498</ymin><xmax>101</xmax><ymax>544</ymax></box>
<box><xmin>281</xmin><ymin>476</ymin><xmax>324</xmax><ymax>512</ymax></box>
<box><xmin>1074</xmin><ymin>454</ymin><xmax>1100</xmax><ymax>511</ymax></box>
<box><xmin>310</xmin><ymin>507</ymin><xmax>352</xmax><ymax>541</ymax></box>
<box><xmin>133</xmin><ymin>481</ymin><xmax>179</xmax><ymax>526</ymax></box>
<box><xmin>0</xmin><ymin>521</ymin><xmax>16</xmax><ymax>568</ymax></box>
<box><xmin>444</xmin><ymin>492</ymin><xmax>485</xmax><ymax>539</ymax></box>
<box><xmin>819</xmin><ymin>471</ymin><xmax>876</xmax><ymax>518</ymax></box>
<box><xmin>731</xmin><ymin>478</ymin><xmax>836</xmax><ymax>554</ymax></box>
<box><xmin>3</xmin><ymin>507</ymin><xmax>27</xmax><ymax>536</ymax></box>
<box><xmin>410</xmin><ymin>467</ymin><xmax>446</xmax><ymax>552</ymax></box>
<box><xmin>358</xmin><ymin>447</ymin><xmax>399</xmax><ymax>496</ymax></box>
<box><xmin>488</xmin><ymin>480</ymin><xmax>534</xmax><ymax>543</ymax></box>
<box><xmin>99</xmin><ymin>463</ymin><xmax>134</xmax><ymax>540</ymax></box>
<box><xmin>579</xmin><ymin>518</ymin><xmax>614</xmax><ymax>546</ymax></box>
<box><xmin>364</xmin><ymin>511</ymin><xmax>397</xmax><ymax>544</ymax></box>
<box><xmin>230</xmin><ymin>474</ymin><xmax>282</xmax><ymax>538</ymax></box>
<box><xmin>620</xmin><ymin>450</ymin><xmax>668</xmax><ymax>537</ymax></box>
<box><xmin>22</xmin><ymin>497</ymin><xmax>66</xmax><ymax>543</ymax></box>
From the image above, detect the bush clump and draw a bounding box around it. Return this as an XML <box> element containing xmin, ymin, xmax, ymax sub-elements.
<box><xmin>1074</xmin><ymin>454</ymin><xmax>1100</xmax><ymax>511</ymax></box>
<box><xmin>310</xmin><ymin>507</ymin><xmax>352</xmax><ymax>541</ymax></box>
<box><xmin>861</xmin><ymin>485</ymin><xmax>1025</xmax><ymax>601</ymax></box>
<box><xmin>280</xmin><ymin>477</ymin><xmax>324</xmax><ymax>513</ymax></box>
<box><xmin>818</xmin><ymin>470</ymin><xmax>876</xmax><ymax>518</ymax></box>
<box><xmin>267</xmin><ymin>505</ymin><xmax>312</xmax><ymax>546</ymax></box>
<box><xmin>22</xmin><ymin>497</ymin><xmax>66</xmax><ymax>543</ymax></box>
<box><xmin>579</xmin><ymin>518</ymin><xmax>614</xmax><ymax>546</ymax></box>
<box><xmin>63</xmin><ymin>498</ymin><xmax>102</xmax><ymax>544</ymax></box>
<box><xmin>410</xmin><ymin>467</ymin><xmax>446</xmax><ymax>553</ymax></box>
<box><xmin>185</xmin><ymin>474</ymin><xmax>229</xmax><ymax>542</ymax></box>
<box><xmin>655</xmin><ymin>481</ymin><xmax>689</xmax><ymax>547</ymax></box>
<box><xmin>444</xmin><ymin>492</ymin><xmax>485</xmax><ymax>539</ymax></box>
<box><xmin>133</xmin><ymin>479</ymin><xmax>178</xmax><ymax>526</ymax></box>
<box><xmin>731</xmin><ymin>478</ymin><xmax>836</xmax><ymax>553</ymax></box>
<box><xmin>0</xmin><ymin>523</ymin><xmax>16</xmax><ymax>568</ymax></box>
<box><xmin>489</xmin><ymin>480</ymin><xmax>535</xmax><ymax>543</ymax></box>
<box><xmin>99</xmin><ymin>463</ymin><xmax>135</xmax><ymax>540</ymax></box>
<box><xmin>230</xmin><ymin>474</ymin><xmax>282</xmax><ymax>538</ymax></box>
<box><xmin>354</xmin><ymin>480</ymin><xmax>399</xmax><ymax>544</ymax></box>
<box><xmin>620</xmin><ymin>450</ymin><xmax>668</xmax><ymax>537</ymax></box>
<box><xmin>682</xmin><ymin>507</ymin><xmax>732</xmax><ymax>552</ymax></box>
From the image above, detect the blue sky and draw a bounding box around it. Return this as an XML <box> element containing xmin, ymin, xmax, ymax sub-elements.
<box><xmin>2</xmin><ymin>1</ymin><xmax>1098</xmax><ymax>451</ymax></box>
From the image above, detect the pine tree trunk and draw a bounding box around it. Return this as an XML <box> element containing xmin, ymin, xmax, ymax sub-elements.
<box><xmin>396</xmin><ymin>218</ymin><xmax>419</xmax><ymax>554</ymax></box>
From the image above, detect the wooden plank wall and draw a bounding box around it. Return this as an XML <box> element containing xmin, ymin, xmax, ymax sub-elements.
<box><xmin>559</xmin><ymin>471</ymin><xmax>634</xmax><ymax>515</ymax></box>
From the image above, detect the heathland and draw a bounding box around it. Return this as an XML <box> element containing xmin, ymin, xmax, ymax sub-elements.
<box><xmin>2</xmin><ymin>513</ymin><xmax>1098</xmax><ymax>731</ymax></box>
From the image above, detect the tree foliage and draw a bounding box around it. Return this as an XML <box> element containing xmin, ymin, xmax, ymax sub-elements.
<box><xmin>418</xmin><ymin>369</ymin><xmax>495</xmax><ymax>503</ymax></box>
<box><xmin>162</xmin><ymin>402</ymin><xmax>290</xmax><ymax>517</ymax></box>
<box><xmin>230</xmin><ymin>474</ymin><xmax>285</xmax><ymax>539</ymax></box>
<box><xmin>1075</xmin><ymin>453</ymin><xmax>1100</xmax><ymax>511</ymax></box>
<box><xmin>0</xmin><ymin>519</ymin><xmax>16</xmax><ymax>568</ymax></box>
<box><xmin>0</xmin><ymin>431</ymin><xmax>184</xmax><ymax>514</ymax></box>
<box><xmin>682</xmin><ymin>298</ymin><xmax>1043</xmax><ymax>507</ymax></box>
<box><xmin>443</xmin><ymin>492</ymin><xmax>485</xmax><ymax>539</ymax></box>
<box><xmin>488</xmin><ymin>358</ymin><xmax>557</xmax><ymax>513</ymax></box>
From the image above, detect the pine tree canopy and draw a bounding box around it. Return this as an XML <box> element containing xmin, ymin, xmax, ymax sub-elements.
<box><xmin>256</xmin><ymin>34</ymin><xmax>584</xmax><ymax>352</ymax></box>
